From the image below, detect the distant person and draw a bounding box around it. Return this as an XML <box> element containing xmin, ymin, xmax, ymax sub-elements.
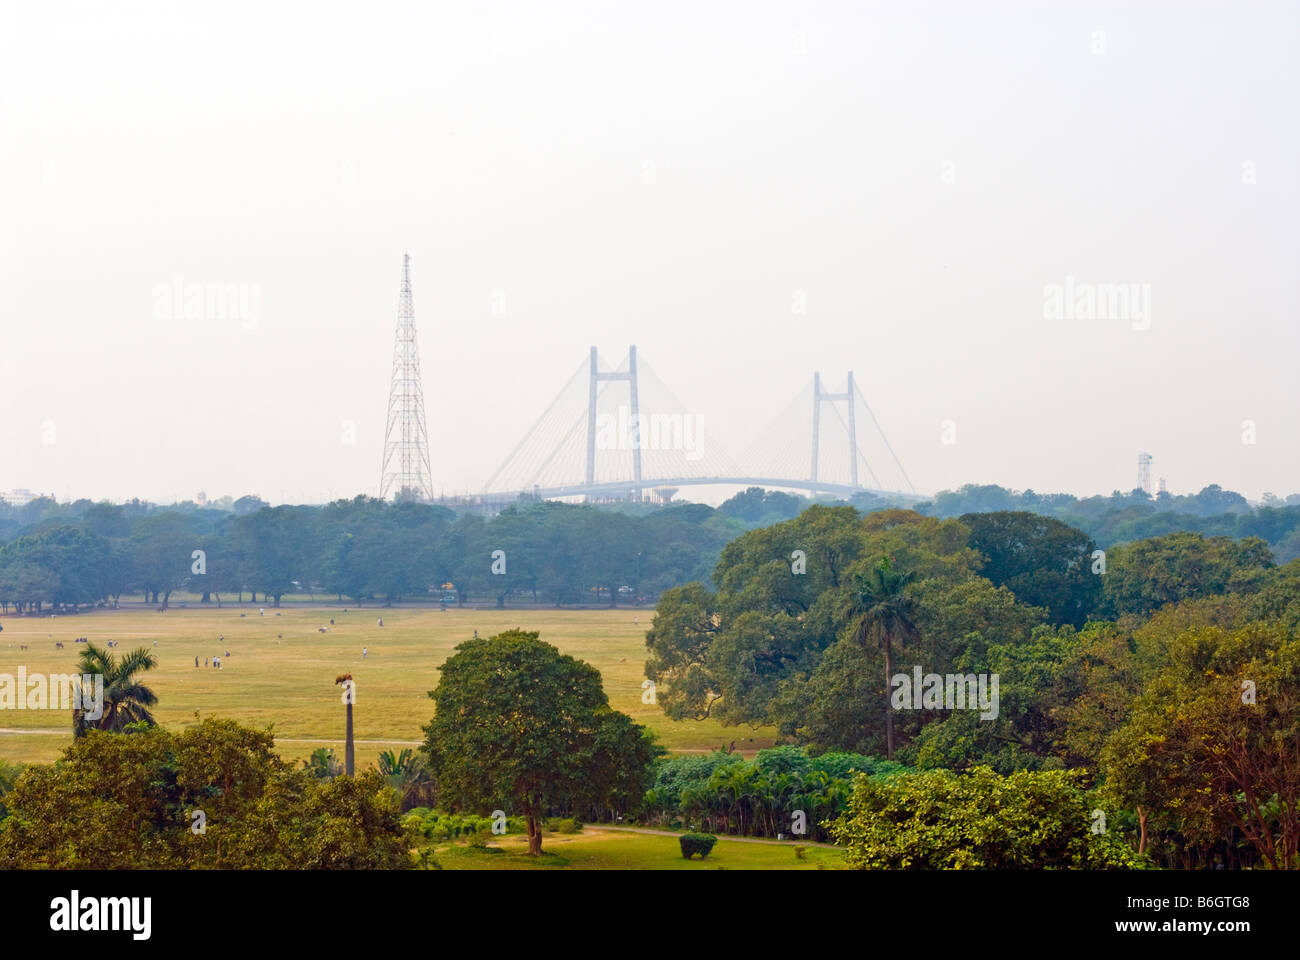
<box><xmin>259</xmin><ymin>608</ymin><xmax>264</xmax><ymax>616</ymax></box>
<box><xmin>225</xmin><ymin>649</ymin><xmax>230</xmax><ymax>657</ymax></box>
<box><xmin>377</xmin><ymin>617</ymin><xmax>383</xmax><ymax>627</ymax></box>
<box><xmin>330</xmin><ymin>619</ymin><xmax>335</xmax><ymax>625</ymax></box>
<box><xmin>205</xmin><ymin>657</ymin><xmax>209</xmax><ymax>667</ymax></box>
<box><xmin>634</xmin><ymin>617</ymin><xmax>639</xmax><ymax>625</ymax></box>
<box><xmin>362</xmin><ymin>646</ymin><xmax>367</xmax><ymax>659</ymax></box>
<box><xmin>473</xmin><ymin>629</ymin><xmax>478</xmax><ymax>639</ymax></box>
<box><xmin>195</xmin><ymin>656</ymin><xmax>199</xmax><ymax>668</ymax></box>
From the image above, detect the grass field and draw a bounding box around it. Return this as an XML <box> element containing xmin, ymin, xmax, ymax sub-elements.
<box><xmin>432</xmin><ymin>828</ymin><xmax>844</xmax><ymax>870</ymax></box>
<box><xmin>0</xmin><ymin>604</ymin><xmax>777</xmax><ymax>767</ymax></box>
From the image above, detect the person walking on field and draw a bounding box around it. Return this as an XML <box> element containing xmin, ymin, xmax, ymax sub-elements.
<box><xmin>377</xmin><ymin>617</ymin><xmax>383</xmax><ymax>627</ymax></box>
<box><xmin>362</xmin><ymin>646</ymin><xmax>367</xmax><ymax>659</ymax></box>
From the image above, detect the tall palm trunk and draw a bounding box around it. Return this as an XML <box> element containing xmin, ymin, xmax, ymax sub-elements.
<box><xmin>883</xmin><ymin>634</ymin><xmax>895</xmax><ymax>760</ymax></box>
<box><xmin>344</xmin><ymin>700</ymin><xmax>355</xmax><ymax>776</ymax></box>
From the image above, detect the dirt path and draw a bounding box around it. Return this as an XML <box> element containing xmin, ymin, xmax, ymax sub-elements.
<box><xmin>583</xmin><ymin>823</ymin><xmax>837</xmax><ymax>848</ymax></box>
<box><xmin>274</xmin><ymin>737</ymin><xmax>423</xmax><ymax>746</ymax></box>
<box><xmin>0</xmin><ymin>729</ymin><xmax>423</xmax><ymax>745</ymax></box>
<box><xmin>0</xmin><ymin>727</ymin><xmax>66</xmax><ymax>735</ymax></box>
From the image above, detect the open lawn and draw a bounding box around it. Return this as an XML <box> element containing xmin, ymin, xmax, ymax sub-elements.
<box><xmin>0</xmin><ymin>604</ymin><xmax>777</xmax><ymax>767</ymax></box>
<box><xmin>433</xmin><ymin>827</ymin><xmax>844</xmax><ymax>870</ymax></box>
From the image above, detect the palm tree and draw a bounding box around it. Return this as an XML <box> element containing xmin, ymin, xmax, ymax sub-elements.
<box><xmin>768</xmin><ymin>772</ymin><xmax>797</xmax><ymax>838</ymax></box>
<box><xmin>302</xmin><ymin>747</ymin><xmax>343</xmax><ymax>780</ymax></box>
<box><xmin>72</xmin><ymin>643</ymin><xmax>158</xmax><ymax>737</ymax></box>
<box><xmin>848</xmin><ymin>557</ymin><xmax>919</xmax><ymax>760</ymax></box>
<box><xmin>335</xmin><ymin>673</ymin><xmax>355</xmax><ymax>775</ymax></box>
<box><xmin>377</xmin><ymin>748</ymin><xmax>435</xmax><ymax>810</ymax></box>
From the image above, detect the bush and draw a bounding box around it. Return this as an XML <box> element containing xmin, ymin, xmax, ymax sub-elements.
<box><xmin>829</xmin><ymin>766</ymin><xmax>1148</xmax><ymax>869</ymax></box>
<box><xmin>550</xmin><ymin>817</ymin><xmax>583</xmax><ymax>834</ymax></box>
<box><xmin>679</xmin><ymin>833</ymin><xmax>718</xmax><ymax>859</ymax></box>
<box><xmin>411</xmin><ymin>810</ymin><xmax>529</xmax><ymax>840</ymax></box>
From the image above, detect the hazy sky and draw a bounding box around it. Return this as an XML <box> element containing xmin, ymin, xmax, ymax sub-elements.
<box><xmin>1</xmin><ymin>0</ymin><xmax>1296</xmax><ymax>505</ymax></box>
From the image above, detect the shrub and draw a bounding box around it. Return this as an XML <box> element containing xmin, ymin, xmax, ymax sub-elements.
<box><xmin>405</xmin><ymin>810</ymin><xmax>525</xmax><ymax>842</ymax></box>
<box><xmin>550</xmin><ymin>817</ymin><xmax>583</xmax><ymax>834</ymax></box>
<box><xmin>793</xmin><ymin>845</ymin><xmax>807</xmax><ymax>860</ymax></box>
<box><xmin>679</xmin><ymin>833</ymin><xmax>718</xmax><ymax>859</ymax></box>
<box><xmin>829</xmin><ymin>766</ymin><xmax>1147</xmax><ymax>869</ymax></box>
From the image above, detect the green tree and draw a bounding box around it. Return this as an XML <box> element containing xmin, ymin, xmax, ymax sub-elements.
<box><xmin>73</xmin><ymin>643</ymin><xmax>159</xmax><ymax>737</ymax></box>
<box><xmin>423</xmin><ymin>629</ymin><xmax>659</xmax><ymax>855</ymax></box>
<box><xmin>0</xmin><ymin>719</ymin><xmax>410</xmax><ymax>869</ymax></box>
<box><xmin>644</xmin><ymin>582</ymin><xmax>723</xmax><ymax>720</ymax></box>
<box><xmin>960</xmin><ymin>511</ymin><xmax>1099</xmax><ymax>626</ymax></box>
<box><xmin>1101</xmin><ymin>621</ymin><xmax>1300</xmax><ymax>869</ymax></box>
<box><xmin>1096</xmin><ymin>532</ymin><xmax>1273</xmax><ymax>619</ymax></box>
<box><xmin>128</xmin><ymin>513</ymin><xmax>193</xmax><ymax>606</ymax></box>
<box><xmin>846</xmin><ymin>557</ymin><xmax>919</xmax><ymax>759</ymax></box>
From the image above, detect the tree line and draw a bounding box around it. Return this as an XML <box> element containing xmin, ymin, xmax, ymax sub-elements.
<box><xmin>2</xmin><ymin>480</ymin><xmax>1296</xmax><ymax>613</ymax></box>
<box><xmin>645</xmin><ymin>506</ymin><xmax>1300</xmax><ymax>868</ymax></box>
<box><xmin>917</xmin><ymin>482</ymin><xmax>1300</xmax><ymax>560</ymax></box>
<box><xmin>0</xmin><ymin>496</ymin><xmax>740</xmax><ymax>613</ymax></box>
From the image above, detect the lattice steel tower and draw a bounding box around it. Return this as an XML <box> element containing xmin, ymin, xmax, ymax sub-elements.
<box><xmin>379</xmin><ymin>254</ymin><xmax>434</xmax><ymax>502</ymax></box>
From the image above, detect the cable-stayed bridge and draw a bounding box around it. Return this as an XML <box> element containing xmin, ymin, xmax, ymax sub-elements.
<box><xmin>470</xmin><ymin>346</ymin><xmax>918</xmax><ymax>507</ymax></box>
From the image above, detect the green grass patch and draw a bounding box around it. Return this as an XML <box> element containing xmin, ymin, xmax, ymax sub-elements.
<box><xmin>432</xmin><ymin>828</ymin><xmax>844</xmax><ymax>870</ymax></box>
<box><xmin>0</xmin><ymin>606</ymin><xmax>777</xmax><ymax>766</ymax></box>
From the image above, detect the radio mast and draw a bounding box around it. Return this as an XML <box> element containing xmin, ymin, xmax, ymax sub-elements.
<box><xmin>379</xmin><ymin>254</ymin><xmax>434</xmax><ymax>502</ymax></box>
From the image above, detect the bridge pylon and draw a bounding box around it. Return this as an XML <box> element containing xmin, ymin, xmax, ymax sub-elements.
<box><xmin>585</xmin><ymin>345</ymin><xmax>642</xmax><ymax>501</ymax></box>
<box><xmin>811</xmin><ymin>371</ymin><xmax>860</xmax><ymax>489</ymax></box>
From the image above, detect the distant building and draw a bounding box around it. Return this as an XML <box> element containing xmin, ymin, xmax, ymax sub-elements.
<box><xmin>1137</xmin><ymin>453</ymin><xmax>1153</xmax><ymax>496</ymax></box>
<box><xmin>2</xmin><ymin>488</ymin><xmax>37</xmax><ymax>506</ymax></box>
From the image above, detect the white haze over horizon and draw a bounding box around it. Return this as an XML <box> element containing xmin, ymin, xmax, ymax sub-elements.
<box><xmin>0</xmin><ymin>0</ymin><xmax>1296</xmax><ymax>507</ymax></box>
